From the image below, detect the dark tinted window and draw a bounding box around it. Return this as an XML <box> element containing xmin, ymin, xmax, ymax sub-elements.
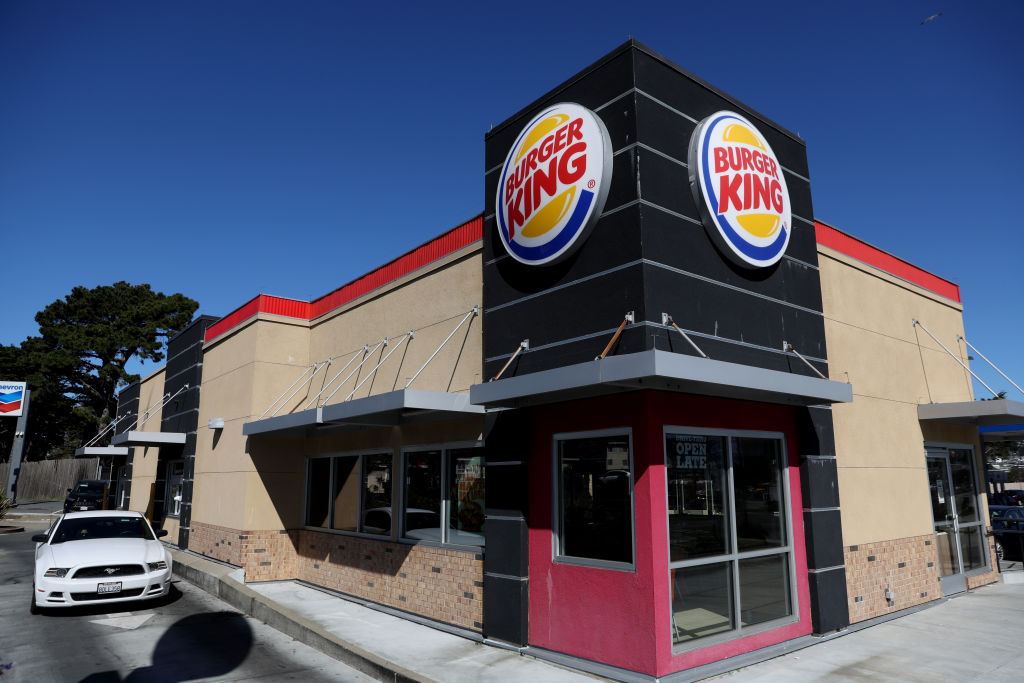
<box><xmin>52</xmin><ymin>517</ymin><xmax>154</xmax><ymax>543</ymax></box>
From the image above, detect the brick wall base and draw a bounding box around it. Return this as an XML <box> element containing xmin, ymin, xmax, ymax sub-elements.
<box><xmin>845</xmin><ymin>531</ymin><xmax>1001</xmax><ymax>623</ymax></box>
<box><xmin>186</xmin><ymin>521</ymin><xmax>483</xmax><ymax>631</ymax></box>
<box><xmin>293</xmin><ymin>530</ymin><xmax>483</xmax><ymax>631</ymax></box>
<box><xmin>845</xmin><ymin>534</ymin><xmax>940</xmax><ymax>623</ymax></box>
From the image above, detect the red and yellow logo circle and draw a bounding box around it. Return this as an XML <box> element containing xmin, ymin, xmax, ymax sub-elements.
<box><xmin>496</xmin><ymin>103</ymin><xmax>612</xmax><ymax>265</ymax></box>
<box><xmin>689</xmin><ymin>111</ymin><xmax>792</xmax><ymax>268</ymax></box>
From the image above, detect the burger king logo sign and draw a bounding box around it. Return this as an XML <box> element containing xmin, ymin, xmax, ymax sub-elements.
<box><xmin>496</xmin><ymin>103</ymin><xmax>612</xmax><ymax>265</ymax></box>
<box><xmin>688</xmin><ymin>111</ymin><xmax>792</xmax><ymax>268</ymax></box>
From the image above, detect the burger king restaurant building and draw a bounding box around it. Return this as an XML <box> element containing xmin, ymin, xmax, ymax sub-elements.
<box><xmin>110</xmin><ymin>41</ymin><xmax>1004</xmax><ymax>680</ymax></box>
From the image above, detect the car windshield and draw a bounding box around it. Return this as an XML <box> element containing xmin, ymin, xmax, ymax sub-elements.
<box><xmin>51</xmin><ymin>517</ymin><xmax>154</xmax><ymax>544</ymax></box>
<box><xmin>74</xmin><ymin>482</ymin><xmax>105</xmax><ymax>494</ymax></box>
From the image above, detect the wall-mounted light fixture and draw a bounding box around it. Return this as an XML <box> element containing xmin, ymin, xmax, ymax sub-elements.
<box><xmin>208</xmin><ymin>418</ymin><xmax>225</xmax><ymax>430</ymax></box>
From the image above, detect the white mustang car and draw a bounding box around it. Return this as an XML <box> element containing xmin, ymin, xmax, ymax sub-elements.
<box><xmin>32</xmin><ymin>510</ymin><xmax>172</xmax><ymax>612</ymax></box>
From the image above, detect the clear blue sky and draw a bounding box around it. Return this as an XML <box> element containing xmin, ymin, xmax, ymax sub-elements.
<box><xmin>2</xmin><ymin>1</ymin><xmax>1022</xmax><ymax>399</ymax></box>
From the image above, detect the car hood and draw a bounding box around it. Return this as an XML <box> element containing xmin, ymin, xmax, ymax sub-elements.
<box><xmin>44</xmin><ymin>538</ymin><xmax>167</xmax><ymax>567</ymax></box>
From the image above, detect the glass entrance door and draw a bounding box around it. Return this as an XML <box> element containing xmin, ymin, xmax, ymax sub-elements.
<box><xmin>926</xmin><ymin>447</ymin><xmax>987</xmax><ymax>595</ymax></box>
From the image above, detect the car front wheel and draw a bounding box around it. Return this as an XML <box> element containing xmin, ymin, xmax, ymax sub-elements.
<box><xmin>29</xmin><ymin>585</ymin><xmax>39</xmax><ymax>615</ymax></box>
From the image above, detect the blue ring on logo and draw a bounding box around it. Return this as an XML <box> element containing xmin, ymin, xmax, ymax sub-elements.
<box><xmin>701</xmin><ymin>114</ymin><xmax>788</xmax><ymax>263</ymax></box>
<box><xmin>497</xmin><ymin>106</ymin><xmax>591</xmax><ymax>264</ymax></box>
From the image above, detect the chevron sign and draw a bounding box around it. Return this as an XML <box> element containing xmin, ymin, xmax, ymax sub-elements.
<box><xmin>0</xmin><ymin>382</ymin><xmax>26</xmax><ymax>416</ymax></box>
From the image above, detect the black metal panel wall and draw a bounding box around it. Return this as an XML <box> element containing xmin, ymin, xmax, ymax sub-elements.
<box><xmin>159</xmin><ymin>315</ymin><xmax>219</xmax><ymax>549</ymax></box>
<box><xmin>482</xmin><ymin>40</ymin><xmax>828</xmax><ymax>380</ymax></box>
<box><xmin>798</xmin><ymin>405</ymin><xmax>850</xmax><ymax>633</ymax></box>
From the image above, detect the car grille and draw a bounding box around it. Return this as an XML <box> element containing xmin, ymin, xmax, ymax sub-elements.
<box><xmin>70</xmin><ymin>588</ymin><xmax>145</xmax><ymax>602</ymax></box>
<box><xmin>72</xmin><ymin>564</ymin><xmax>146</xmax><ymax>579</ymax></box>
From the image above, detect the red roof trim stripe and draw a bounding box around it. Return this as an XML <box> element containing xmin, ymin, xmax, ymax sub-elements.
<box><xmin>814</xmin><ymin>220</ymin><xmax>960</xmax><ymax>303</ymax></box>
<box><xmin>205</xmin><ymin>216</ymin><xmax>484</xmax><ymax>343</ymax></box>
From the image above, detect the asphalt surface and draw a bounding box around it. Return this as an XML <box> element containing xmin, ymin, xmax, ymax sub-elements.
<box><xmin>7</xmin><ymin>502</ymin><xmax>1024</xmax><ymax>682</ymax></box>
<box><xmin>0</xmin><ymin>517</ymin><xmax>377</xmax><ymax>683</ymax></box>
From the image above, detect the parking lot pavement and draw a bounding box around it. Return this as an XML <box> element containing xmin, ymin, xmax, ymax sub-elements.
<box><xmin>0</xmin><ymin>520</ymin><xmax>379</xmax><ymax>683</ymax></box>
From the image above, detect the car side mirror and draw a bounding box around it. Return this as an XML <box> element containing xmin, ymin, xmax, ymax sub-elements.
<box><xmin>156</xmin><ymin>529</ymin><xmax>168</xmax><ymax>538</ymax></box>
<box><xmin>31</xmin><ymin>534</ymin><xmax>48</xmax><ymax>543</ymax></box>
<box><xmin>66</xmin><ymin>489</ymin><xmax>72</xmax><ymax>493</ymax></box>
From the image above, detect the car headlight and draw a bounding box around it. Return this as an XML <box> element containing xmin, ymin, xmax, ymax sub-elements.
<box><xmin>148</xmin><ymin>561</ymin><xmax>167</xmax><ymax>571</ymax></box>
<box><xmin>43</xmin><ymin>568</ymin><xmax>69</xmax><ymax>578</ymax></box>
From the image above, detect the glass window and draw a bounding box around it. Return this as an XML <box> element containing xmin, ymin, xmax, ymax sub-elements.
<box><xmin>332</xmin><ymin>456</ymin><xmax>360</xmax><ymax>532</ymax></box>
<box><xmin>449</xmin><ymin>448</ymin><xmax>485</xmax><ymax>546</ymax></box>
<box><xmin>401</xmin><ymin>445</ymin><xmax>485</xmax><ymax>547</ymax></box>
<box><xmin>671</xmin><ymin>563</ymin><xmax>733</xmax><ymax>643</ymax></box>
<box><xmin>404</xmin><ymin>450</ymin><xmax>442</xmax><ymax>541</ymax></box>
<box><xmin>306</xmin><ymin>457</ymin><xmax>331</xmax><ymax>527</ymax></box>
<box><xmin>556</xmin><ymin>432</ymin><xmax>633</xmax><ymax>567</ymax></box>
<box><xmin>166</xmin><ymin>461</ymin><xmax>185</xmax><ymax>517</ymax></box>
<box><xmin>666</xmin><ymin>430</ymin><xmax>794</xmax><ymax>648</ymax></box>
<box><xmin>667</xmin><ymin>434</ymin><xmax>728</xmax><ymax>561</ymax></box>
<box><xmin>362</xmin><ymin>454</ymin><xmax>393</xmax><ymax>535</ymax></box>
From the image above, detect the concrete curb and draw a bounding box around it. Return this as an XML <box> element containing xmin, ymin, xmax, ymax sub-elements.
<box><xmin>170</xmin><ymin>548</ymin><xmax>432</xmax><ymax>683</ymax></box>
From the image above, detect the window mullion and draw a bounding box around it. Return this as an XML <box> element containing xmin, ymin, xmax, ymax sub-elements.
<box><xmin>727</xmin><ymin>438</ymin><xmax>741</xmax><ymax>634</ymax></box>
<box><xmin>441</xmin><ymin>449</ymin><xmax>448</xmax><ymax>544</ymax></box>
<box><xmin>328</xmin><ymin>457</ymin><xmax>335</xmax><ymax>529</ymax></box>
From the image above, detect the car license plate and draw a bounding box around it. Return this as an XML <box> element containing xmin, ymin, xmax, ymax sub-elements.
<box><xmin>97</xmin><ymin>582</ymin><xmax>122</xmax><ymax>595</ymax></box>
<box><xmin>80</xmin><ymin>506</ymin><xmax>89</xmax><ymax>511</ymax></box>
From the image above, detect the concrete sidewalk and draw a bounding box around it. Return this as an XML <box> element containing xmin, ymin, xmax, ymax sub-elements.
<box><xmin>169</xmin><ymin>549</ymin><xmax>603</xmax><ymax>683</ymax></box>
<box><xmin>169</xmin><ymin>544</ymin><xmax>1024</xmax><ymax>683</ymax></box>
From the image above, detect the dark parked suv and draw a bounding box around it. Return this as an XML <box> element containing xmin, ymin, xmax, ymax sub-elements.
<box><xmin>63</xmin><ymin>479</ymin><xmax>107</xmax><ymax>512</ymax></box>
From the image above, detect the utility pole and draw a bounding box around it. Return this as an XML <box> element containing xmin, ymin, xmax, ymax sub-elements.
<box><xmin>5</xmin><ymin>389</ymin><xmax>30</xmax><ymax>500</ymax></box>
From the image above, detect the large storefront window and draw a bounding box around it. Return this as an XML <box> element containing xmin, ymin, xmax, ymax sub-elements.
<box><xmin>666</xmin><ymin>429</ymin><xmax>794</xmax><ymax>647</ymax></box>
<box><xmin>402</xmin><ymin>445</ymin><xmax>485</xmax><ymax>547</ymax></box>
<box><xmin>306</xmin><ymin>446</ymin><xmax>483</xmax><ymax>547</ymax></box>
<box><xmin>555</xmin><ymin>430</ymin><xmax>634</xmax><ymax>569</ymax></box>
<box><xmin>305</xmin><ymin>451</ymin><xmax>393</xmax><ymax>536</ymax></box>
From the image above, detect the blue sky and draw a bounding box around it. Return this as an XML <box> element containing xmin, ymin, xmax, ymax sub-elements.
<box><xmin>2</xmin><ymin>1</ymin><xmax>1022</xmax><ymax>398</ymax></box>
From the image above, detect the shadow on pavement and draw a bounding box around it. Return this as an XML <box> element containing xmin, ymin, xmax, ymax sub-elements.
<box><xmin>79</xmin><ymin>610</ymin><xmax>253</xmax><ymax>683</ymax></box>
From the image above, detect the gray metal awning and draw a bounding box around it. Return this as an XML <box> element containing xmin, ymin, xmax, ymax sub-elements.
<box><xmin>917</xmin><ymin>398</ymin><xmax>1024</xmax><ymax>427</ymax></box>
<box><xmin>74</xmin><ymin>446</ymin><xmax>130</xmax><ymax>457</ymax></box>
<box><xmin>470</xmin><ymin>349</ymin><xmax>853</xmax><ymax>409</ymax></box>
<box><xmin>110</xmin><ymin>431</ymin><xmax>187</xmax><ymax>447</ymax></box>
<box><xmin>243</xmin><ymin>389</ymin><xmax>485</xmax><ymax>438</ymax></box>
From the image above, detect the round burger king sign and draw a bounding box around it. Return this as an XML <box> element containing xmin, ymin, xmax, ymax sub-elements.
<box><xmin>688</xmin><ymin>111</ymin><xmax>791</xmax><ymax>268</ymax></box>
<box><xmin>496</xmin><ymin>103</ymin><xmax>612</xmax><ymax>265</ymax></box>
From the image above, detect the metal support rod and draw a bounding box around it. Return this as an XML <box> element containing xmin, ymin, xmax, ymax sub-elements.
<box><xmin>958</xmin><ymin>335</ymin><xmax>1024</xmax><ymax>398</ymax></box>
<box><xmin>305</xmin><ymin>347</ymin><xmax>370</xmax><ymax>409</ymax></box>
<box><xmin>595</xmin><ymin>312</ymin><xmax>635</xmax><ymax>361</ymax></box>
<box><xmin>344</xmin><ymin>333</ymin><xmax>412</xmax><ymax>402</ymax></box>
<box><xmin>661</xmin><ymin>313</ymin><xmax>709</xmax><ymax>359</ymax></box>
<box><xmin>782</xmin><ymin>342</ymin><xmax>828</xmax><ymax>380</ymax></box>
<box><xmin>321</xmin><ymin>339</ymin><xmax>388</xmax><ymax>405</ymax></box>
<box><xmin>405</xmin><ymin>307</ymin><xmax>478</xmax><ymax>389</ymax></box>
<box><xmin>136</xmin><ymin>384</ymin><xmax>190</xmax><ymax>430</ymax></box>
<box><xmin>491</xmin><ymin>340</ymin><xmax>529</xmax><ymax>381</ymax></box>
<box><xmin>84</xmin><ymin>412</ymin><xmax>132</xmax><ymax>447</ymax></box>
<box><xmin>260</xmin><ymin>359</ymin><xmax>330</xmax><ymax>419</ymax></box>
<box><xmin>913</xmin><ymin>319</ymin><xmax>999</xmax><ymax>398</ymax></box>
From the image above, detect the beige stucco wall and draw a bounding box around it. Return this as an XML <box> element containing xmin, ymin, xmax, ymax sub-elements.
<box><xmin>191</xmin><ymin>243</ymin><xmax>483</xmax><ymax>536</ymax></box>
<box><xmin>819</xmin><ymin>246</ymin><xmax>978</xmax><ymax>547</ymax></box>
<box><xmin>126</xmin><ymin>367</ymin><xmax>166</xmax><ymax>517</ymax></box>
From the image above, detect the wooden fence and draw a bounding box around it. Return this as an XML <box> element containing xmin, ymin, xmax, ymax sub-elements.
<box><xmin>0</xmin><ymin>458</ymin><xmax>99</xmax><ymax>501</ymax></box>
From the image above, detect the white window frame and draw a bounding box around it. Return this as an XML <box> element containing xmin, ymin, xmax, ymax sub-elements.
<box><xmin>552</xmin><ymin>427</ymin><xmax>636</xmax><ymax>572</ymax></box>
<box><xmin>664</xmin><ymin>426</ymin><xmax>798</xmax><ymax>652</ymax></box>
